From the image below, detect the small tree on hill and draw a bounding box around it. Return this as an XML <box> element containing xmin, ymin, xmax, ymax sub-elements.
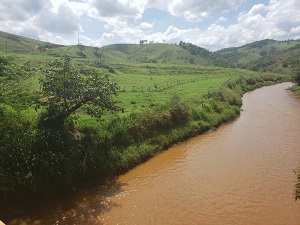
<box><xmin>139</xmin><ymin>40</ymin><xmax>147</xmax><ymax>45</ymax></box>
<box><xmin>39</xmin><ymin>55</ymin><xmax>118</xmax><ymax>127</ymax></box>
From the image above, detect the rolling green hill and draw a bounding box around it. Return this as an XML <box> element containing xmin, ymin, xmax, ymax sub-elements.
<box><xmin>105</xmin><ymin>43</ymin><xmax>213</xmax><ymax>65</ymax></box>
<box><xmin>0</xmin><ymin>31</ymin><xmax>62</xmax><ymax>53</ymax></box>
<box><xmin>215</xmin><ymin>39</ymin><xmax>300</xmax><ymax>71</ymax></box>
<box><xmin>0</xmin><ymin>30</ymin><xmax>300</xmax><ymax>72</ymax></box>
<box><xmin>0</xmin><ymin>31</ymin><xmax>211</xmax><ymax>65</ymax></box>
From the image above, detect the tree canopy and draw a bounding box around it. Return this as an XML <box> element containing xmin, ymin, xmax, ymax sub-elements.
<box><xmin>39</xmin><ymin>55</ymin><xmax>118</xmax><ymax>127</ymax></box>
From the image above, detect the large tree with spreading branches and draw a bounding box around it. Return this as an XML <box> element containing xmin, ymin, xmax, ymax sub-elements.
<box><xmin>39</xmin><ymin>55</ymin><xmax>118</xmax><ymax>127</ymax></box>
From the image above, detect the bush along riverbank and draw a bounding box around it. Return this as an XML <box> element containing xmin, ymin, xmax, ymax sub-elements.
<box><xmin>290</xmin><ymin>67</ymin><xmax>300</xmax><ymax>201</ymax></box>
<box><xmin>290</xmin><ymin>85</ymin><xmax>300</xmax><ymax>201</ymax></box>
<box><xmin>0</xmin><ymin>73</ymin><xmax>290</xmax><ymax>217</ymax></box>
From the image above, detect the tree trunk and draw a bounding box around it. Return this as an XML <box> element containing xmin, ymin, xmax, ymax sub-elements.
<box><xmin>42</xmin><ymin>113</ymin><xmax>68</xmax><ymax>128</ymax></box>
<box><xmin>43</xmin><ymin>99</ymin><xmax>90</xmax><ymax>128</ymax></box>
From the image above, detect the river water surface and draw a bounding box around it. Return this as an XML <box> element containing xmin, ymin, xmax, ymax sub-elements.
<box><xmin>6</xmin><ymin>82</ymin><xmax>300</xmax><ymax>225</ymax></box>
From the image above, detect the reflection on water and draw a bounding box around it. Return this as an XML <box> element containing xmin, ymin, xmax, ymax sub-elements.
<box><xmin>5</xmin><ymin>83</ymin><xmax>300</xmax><ymax>225</ymax></box>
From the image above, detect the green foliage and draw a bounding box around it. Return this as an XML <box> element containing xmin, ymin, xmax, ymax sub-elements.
<box><xmin>77</xmin><ymin>44</ymin><xmax>85</xmax><ymax>53</ymax></box>
<box><xmin>0</xmin><ymin>103</ymin><xmax>36</xmax><ymax>202</ymax></box>
<box><xmin>39</xmin><ymin>55</ymin><xmax>118</xmax><ymax>127</ymax></box>
<box><xmin>207</xmin><ymin>87</ymin><xmax>242</xmax><ymax>106</ymax></box>
<box><xmin>105</xmin><ymin>43</ymin><xmax>212</xmax><ymax>65</ymax></box>
<box><xmin>1</xmin><ymin>30</ymin><xmax>300</xmax><ymax>73</ymax></box>
<box><xmin>295</xmin><ymin>72</ymin><xmax>300</xmax><ymax>85</ymax></box>
<box><xmin>0</xmin><ymin>52</ymin><xmax>11</xmax><ymax>75</ymax></box>
<box><xmin>178</xmin><ymin>41</ymin><xmax>211</xmax><ymax>57</ymax></box>
<box><xmin>0</xmin><ymin>126</ymin><xmax>80</xmax><ymax>201</ymax></box>
<box><xmin>289</xmin><ymin>85</ymin><xmax>300</xmax><ymax>95</ymax></box>
<box><xmin>293</xmin><ymin>65</ymin><xmax>300</xmax><ymax>85</ymax></box>
<box><xmin>0</xmin><ymin>104</ymin><xmax>29</xmax><ymax>146</ymax></box>
<box><xmin>0</xmin><ymin>31</ymin><xmax>63</xmax><ymax>54</ymax></box>
<box><xmin>0</xmin><ymin>54</ymin><xmax>38</xmax><ymax>110</ymax></box>
<box><xmin>295</xmin><ymin>168</ymin><xmax>300</xmax><ymax>201</ymax></box>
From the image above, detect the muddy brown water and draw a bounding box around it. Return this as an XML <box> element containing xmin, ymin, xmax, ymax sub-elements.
<box><xmin>5</xmin><ymin>82</ymin><xmax>300</xmax><ymax>225</ymax></box>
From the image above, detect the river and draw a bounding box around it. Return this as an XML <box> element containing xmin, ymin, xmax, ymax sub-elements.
<box><xmin>5</xmin><ymin>82</ymin><xmax>300</xmax><ymax>225</ymax></box>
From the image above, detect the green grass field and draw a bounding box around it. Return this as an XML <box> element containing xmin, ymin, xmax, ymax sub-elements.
<box><xmin>2</xmin><ymin>50</ymin><xmax>283</xmax><ymax>130</ymax></box>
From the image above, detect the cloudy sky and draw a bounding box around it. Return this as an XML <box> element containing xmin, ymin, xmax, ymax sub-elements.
<box><xmin>0</xmin><ymin>0</ymin><xmax>299</xmax><ymax>51</ymax></box>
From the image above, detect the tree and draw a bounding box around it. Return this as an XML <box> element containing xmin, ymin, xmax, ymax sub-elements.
<box><xmin>39</xmin><ymin>55</ymin><xmax>118</xmax><ymax>127</ymax></box>
<box><xmin>294</xmin><ymin>66</ymin><xmax>300</xmax><ymax>85</ymax></box>
<box><xmin>291</xmin><ymin>63</ymin><xmax>300</xmax><ymax>85</ymax></box>
<box><xmin>139</xmin><ymin>40</ymin><xmax>147</xmax><ymax>45</ymax></box>
<box><xmin>295</xmin><ymin>72</ymin><xmax>300</xmax><ymax>85</ymax></box>
<box><xmin>93</xmin><ymin>46</ymin><xmax>99</xmax><ymax>55</ymax></box>
<box><xmin>93</xmin><ymin>46</ymin><xmax>103</xmax><ymax>59</ymax></box>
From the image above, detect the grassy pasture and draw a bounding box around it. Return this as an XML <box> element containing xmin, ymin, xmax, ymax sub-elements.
<box><xmin>106</xmin><ymin>63</ymin><xmax>264</xmax><ymax>109</ymax></box>
<box><xmin>2</xmin><ymin>52</ymin><xmax>276</xmax><ymax>128</ymax></box>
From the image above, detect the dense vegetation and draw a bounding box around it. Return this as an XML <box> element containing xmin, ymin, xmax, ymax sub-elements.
<box><xmin>295</xmin><ymin>168</ymin><xmax>300</xmax><ymax>201</ymax></box>
<box><xmin>291</xmin><ymin>65</ymin><xmax>300</xmax><ymax>201</ymax></box>
<box><xmin>0</xmin><ymin>31</ymin><xmax>298</xmax><ymax>216</ymax></box>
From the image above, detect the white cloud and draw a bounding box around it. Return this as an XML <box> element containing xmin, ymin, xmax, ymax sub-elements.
<box><xmin>89</xmin><ymin>0</ymin><xmax>145</xmax><ymax>18</ymax></box>
<box><xmin>132</xmin><ymin>0</ymin><xmax>300</xmax><ymax>50</ymax></box>
<box><xmin>291</xmin><ymin>26</ymin><xmax>300</xmax><ymax>34</ymax></box>
<box><xmin>37</xmin><ymin>4</ymin><xmax>79</xmax><ymax>35</ymax></box>
<box><xmin>146</xmin><ymin>0</ymin><xmax>244</xmax><ymax>21</ymax></box>
<box><xmin>0</xmin><ymin>0</ymin><xmax>48</xmax><ymax>21</ymax></box>
<box><xmin>0</xmin><ymin>0</ymin><xmax>299</xmax><ymax>50</ymax></box>
<box><xmin>217</xmin><ymin>16</ymin><xmax>227</xmax><ymax>23</ymax></box>
<box><xmin>164</xmin><ymin>0</ymin><xmax>244</xmax><ymax>21</ymax></box>
<box><xmin>139</xmin><ymin>22</ymin><xmax>154</xmax><ymax>29</ymax></box>
<box><xmin>248</xmin><ymin>3</ymin><xmax>266</xmax><ymax>16</ymax></box>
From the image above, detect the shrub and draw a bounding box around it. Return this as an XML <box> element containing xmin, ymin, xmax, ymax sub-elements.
<box><xmin>294</xmin><ymin>71</ymin><xmax>300</xmax><ymax>85</ymax></box>
<box><xmin>295</xmin><ymin>168</ymin><xmax>300</xmax><ymax>201</ymax></box>
<box><xmin>207</xmin><ymin>87</ymin><xmax>241</xmax><ymax>107</ymax></box>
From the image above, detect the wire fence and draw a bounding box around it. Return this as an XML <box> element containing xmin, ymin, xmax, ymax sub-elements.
<box><xmin>117</xmin><ymin>75</ymin><xmax>227</xmax><ymax>92</ymax></box>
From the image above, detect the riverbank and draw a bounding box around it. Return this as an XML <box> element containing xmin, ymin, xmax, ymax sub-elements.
<box><xmin>0</xmin><ymin>73</ymin><xmax>290</xmax><ymax>218</ymax></box>
<box><xmin>289</xmin><ymin>83</ymin><xmax>300</xmax><ymax>201</ymax></box>
<box><xmin>289</xmin><ymin>85</ymin><xmax>300</xmax><ymax>95</ymax></box>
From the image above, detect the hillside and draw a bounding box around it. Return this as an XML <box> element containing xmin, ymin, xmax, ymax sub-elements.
<box><xmin>0</xmin><ymin>31</ymin><xmax>62</xmax><ymax>53</ymax></box>
<box><xmin>0</xmin><ymin>31</ymin><xmax>212</xmax><ymax>65</ymax></box>
<box><xmin>105</xmin><ymin>43</ymin><xmax>213</xmax><ymax>65</ymax></box>
<box><xmin>214</xmin><ymin>39</ymin><xmax>300</xmax><ymax>72</ymax></box>
<box><xmin>0</xmin><ymin>30</ymin><xmax>300</xmax><ymax>72</ymax></box>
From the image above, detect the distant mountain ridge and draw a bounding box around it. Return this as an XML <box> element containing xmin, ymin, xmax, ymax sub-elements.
<box><xmin>214</xmin><ymin>38</ymin><xmax>300</xmax><ymax>71</ymax></box>
<box><xmin>0</xmin><ymin>30</ymin><xmax>299</xmax><ymax>73</ymax></box>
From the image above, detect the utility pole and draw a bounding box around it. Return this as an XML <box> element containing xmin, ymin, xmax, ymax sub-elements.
<box><xmin>5</xmin><ymin>41</ymin><xmax>7</xmax><ymax>54</ymax></box>
<box><xmin>77</xmin><ymin>26</ymin><xmax>80</xmax><ymax>45</ymax></box>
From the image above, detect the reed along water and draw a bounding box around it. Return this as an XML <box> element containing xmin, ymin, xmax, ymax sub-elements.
<box><xmin>6</xmin><ymin>82</ymin><xmax>300</xmax><ymax>225</ymax></box>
